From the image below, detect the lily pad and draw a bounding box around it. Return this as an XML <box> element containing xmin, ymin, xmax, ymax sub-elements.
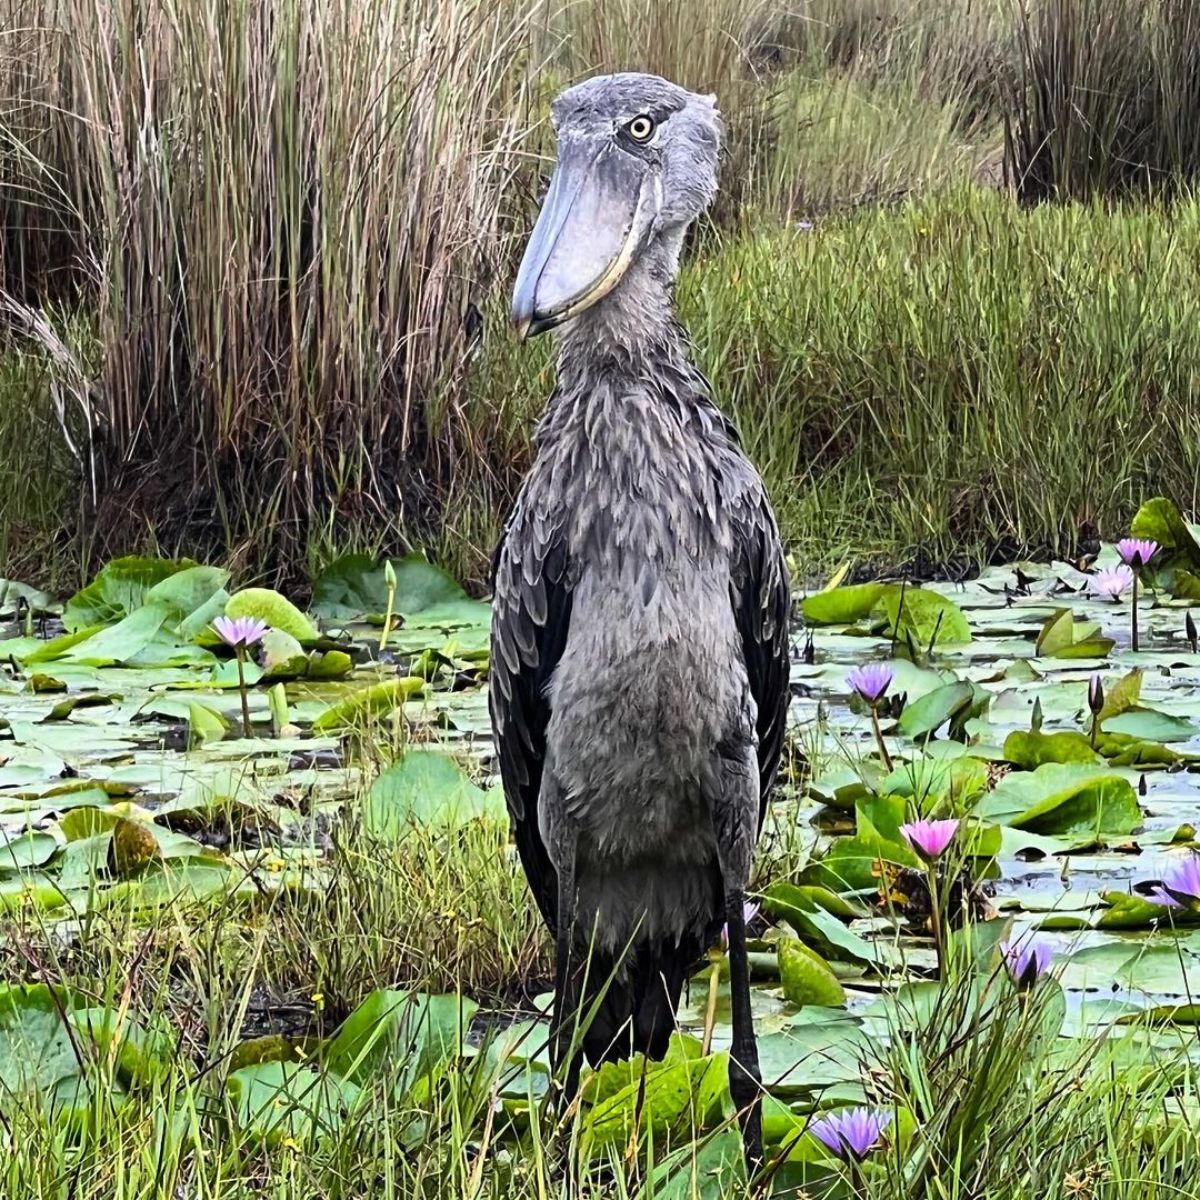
<box><xmin>225</xmin><ymin>589</ymin><xmax>318</xmax><ymax>642</ymax></box>
<box><xmin>228</xmin><ymin>1061</ymin><xmax>361</xmax><ymax>1147</ymax></box>
<box><xmin>362</xmin><ymin>752</ymin><xmax>503</xmax><ymax>838</ymax></box>
<box><xmin>311</xmin><ymin>553</ymin><xmax>467</xmax><ymax>621</ymax></box>
<box><xmin>975</xmin><ymin>763</ymin><xmax>1141</xmax><ymax>839</ymax></box>
<box><xmin>778</xmin><ymin>938</ymin><xmax>847</xmax><ymax>1006</ymax></box>
<box><xmin>325</xmin><ymin>989</ymin><xmax>478</xmax><ymax>1100</ymax></box>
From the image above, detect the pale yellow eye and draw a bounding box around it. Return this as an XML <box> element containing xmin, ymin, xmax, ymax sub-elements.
<box><xmin>626</xmin><ymin>115</ymin><xmax>655</xmax><ymax>142</ymax></box>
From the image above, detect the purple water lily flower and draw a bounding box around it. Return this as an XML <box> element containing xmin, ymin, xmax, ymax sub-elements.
<box><xmin>899</xmin><ymin>818</ymin><xmax>959</xmax><ymax>862</ymax></box>
<box><xmin>720</xmin><ymin>900</ymin><xmax>760</xmax><ymax>949</ymax></box>
<box><xmin>1151</xmin><ymin>854</ymin><xmax>1200</xmax><ymax>913</ymax></box>
<box><xmin>213</xmin><ymin>616</ymin><xmax>269</xmax><ymax>649</ymax></box>
<box><xmin>1117</xmin><ymin>538</ymin><xmax>1159</xmax><ymax>569</ymax></box>
<box><xmin>846</xmin><ymin>662</ymin><xmax>894</xmax><ymax>705</ymax></box>
<box><xmin>808</xmin><ymin>1107</ymin><xmax>892</xmax><ymax>1162</ymax></box>
<box><xmin>1089</xmin><ymin>565</ymin><xmax>1135</xmax><ymax>601</ymax></box>
<box><xmin>1001</xmin><ymin>938</ymin><xmax>1054</xmax><ymax>989</ymax></box>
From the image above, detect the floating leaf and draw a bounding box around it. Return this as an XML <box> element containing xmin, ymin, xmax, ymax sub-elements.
<box><xmin>0</xmin><ymin>830</ymin><xmax>59</xmax><ymax>871</ymax></box>
<box><xmin>1003</xmin><ymin>730</ymin><xmax>1101</xmax><ymax>768</ymax></box>
<box><xmin>145</xmin><ymin>566</ymin><xmax>230</xmax><ymax>627</ymax></box>
<box><xmin>225</xmin><ymin>589</ymin><xmax>318</xmax><ymax>642</ymax></box>
<box><xmin>581</xmin><ymin>1036</ymin><xmax>726</xmax><ymax>1156</ymax></box>
<box><xmin>1035</xmin><ymin>608</ymin><xmax>1114</xmax><ymax>659</ymax></box>
<box><xmin>66</xmin><ymin>1007</ymin><xmax>175</xmax><ymax>1082</ymax></box>
<box><xmin>325</xmin><ymin>989</ymin><xmax>477</xmax><ymax>1100</ymax></box>
<box><xmin>312</xmin><ymin>553</ymin><xmax>466</xmax><ymax>621</ymax></box>
<box><xmin>1130</xmin><ymin>497</ymin><xmax>1200</xmax><ymax>573</ymax></box>
<box><xmin>975</xmin><ymin>763</ymin><xmax>1141</xmax><ymax>839</ymax></box>
<box><xmin>879</xmin><ymin>587</ymin><xmax>971</xmax><ymax>648</ymax></box>
<box><xmin>0</xmin><ymin>984</ymin><xmax>83</xmax><ymax>1100</ymax></box>
<box><xmin>778</xmin><ymin>939</ymin><xmax>847</xmax><ymax>1006</ymax></box>
<box><xmin>63</xmin><ymin>557</ymin><xmax>195</xmax><ymax>631</ymax></box>
<box><xmin>363</xmin><ymin>752</ymin><xmax>502</xmax><ymax>838</ymax></box>
<box><xmin>896</xmin><ymin>681</ymin><xmax>979</xmax><ymax>739</ymax></box>
<box><xmin>228</xmin><ymin>1061</ymin><xmax>360</xmax><ymax>1147</ymax></box>
<box><xmin>107</xmin><ymin>817</ymin><xmax>162</xmax><ymax>878</ymax></box>
<box><xmin>1095</xmin><ymin>669</ymin><xmax>1143</xmax><ymax>726</ymax></box>
<box><xmin>59</xmin><ymin>604</ymin><xmax>171</xmax><ymax>667</ymax></box>
<box><xmin>310</xmin><ymin>677</ymin><xmax>426</xmax><ymax>732</ymax></box>
<box><xmin>764</xmin><ymin>885</ymin><xmax>880</xmax><ymax>964</ymax></box>
<box><xmin>1103</xmin><ymin>708</ymin><xmax>1196</xmax><ymax>743</ymax></box>
<box><xmin>646</xmin><ymin>1129</ymin><xmax>747</xmax><ymax>1199</ymax></box>
<box><xmin>187</xmin><ymin>701</ymin><xmax>228</xmax><ymax>748</ymax></box>
<box><xmin>801</xmin><ymin>583</ymin><xmax>887</xmax><ymax>626</ymax></box>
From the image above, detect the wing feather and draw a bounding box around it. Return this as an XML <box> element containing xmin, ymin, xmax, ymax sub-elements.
<box><xmin>731</xmin><ymin>492</ymin><xmax>791</xmax><ymax>825</ymax></box>
<box><xmin>489</xmin><ymin>501</ymin><xmax>572</xmax><ymax>931</ymax></box>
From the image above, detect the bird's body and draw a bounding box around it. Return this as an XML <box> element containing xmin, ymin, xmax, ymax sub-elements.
<box><xmin>490</xmin><ymin>72</ymin><xmax>789</xmax><ymax>1172</ymax></box>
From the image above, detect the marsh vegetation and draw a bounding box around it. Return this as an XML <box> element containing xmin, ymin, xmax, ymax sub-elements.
<box><xmin>2</xmin><ymin>1</ymin><xmax>1200</xmax><ymax>1197</ymax></box>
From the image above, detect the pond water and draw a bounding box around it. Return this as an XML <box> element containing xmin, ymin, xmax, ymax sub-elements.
<box><xmin>1</xmin><ymin>546</ymin><xmax>1199</xmax><ymax>1165</ymax></box>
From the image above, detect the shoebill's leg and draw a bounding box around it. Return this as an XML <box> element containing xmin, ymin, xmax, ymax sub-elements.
<box><xmin>545</xmin><ymin>783</ymin><xmax>583</xmax><ymax>1112</ymax></box>
<box><xmin>711</xmin><ymin>730</ymin><xmax>764</xmax><ymax>1179</ymax></box>
<box><xmin>724</xmin><ymin>886</ymin><xmax>763</xmax><ymax>1175</ymax></box>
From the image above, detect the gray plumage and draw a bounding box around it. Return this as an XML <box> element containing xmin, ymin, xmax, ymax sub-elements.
<box><xmin>490</xmin><ymin>73</ymin><xmax>790</xmax><ymax>1170</ymax></box>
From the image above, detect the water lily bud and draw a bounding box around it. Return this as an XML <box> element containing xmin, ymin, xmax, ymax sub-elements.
<box><xmin>1187</xmin><ymin>611</ymin><xmax>1197</xmax><ymax>653</ymax></box>
<box><xmin>384</xmin><ymin>559</ymin><xmax>397</xmax><ymax>590</ymax></box>
<box><xmin>1088</xmin><ymin>673</ymin><xmax>1104</xmax><ymax>716</ymax></box>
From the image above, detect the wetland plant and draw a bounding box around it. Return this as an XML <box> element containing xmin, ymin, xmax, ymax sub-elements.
<box><xmin>847</xmin><ymin>662</ymin><xmax>895</xmax><ymax>770</ymax></box>
<box><xmin>1000</xmin><ymin>938</ymin><xmax>1055</xmax><ymax>991</ymax></box>
<box><xmin>808</xmin><ymin>1106</ymin><xmax>892</xmax><ymax>1193</ymax></box>
<box><xmin>900</xmin><ymin>818</ymin><xmax>959</xmax><ymax>977</ymax></box>
<box><xmin>1117</xmin><ymin>538</ymin><xmax>1159</xmax><ymax>653</ymax></box>
<box><xmin>213</xmin><ymin>615</ymin><xmax>268</xmax><ymax>736</ymax></box>
<box><xmin>1090</xmin><ymin>565</ymin><xmax>1133</xmax><ymax>602</ymax></box>
<box><xmin>1088</xmin><ymin>672</ymin><xmax>1104</xmax><ymax>748</ymax></box>
<box><xmin>1151</xmin><ymin>853</ymin><xmax>1200</xmax><ymax>914</ymax></box>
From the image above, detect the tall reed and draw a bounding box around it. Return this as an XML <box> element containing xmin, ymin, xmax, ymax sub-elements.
<box><xmin>0</xmin><ymin>0</ymin><xmax>537</xmax><ymax>583</ymax></box>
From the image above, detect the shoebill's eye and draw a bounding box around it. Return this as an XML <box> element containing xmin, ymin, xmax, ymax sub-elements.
<box><xmin>625</xmin><ymin>115</ymin><xmax>655</xmax><ymax>142</ymax></box>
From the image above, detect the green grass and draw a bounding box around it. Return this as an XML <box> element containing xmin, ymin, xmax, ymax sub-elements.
<box><xmin>9</xmin><ymin>185</ymin><xmax>1200</xmax><ymax>589</ymax></box>
<box><xmin>16</xmin><ymin>0</ymin><xmax>1200</xmax><ymax>591</ymax></box>
<box><xmin>3</xmin><ymin>550</ymin><xmax>1200</xmax><ymax>1197</ymax></box>
<box><xmin>475</xmin><ymin>188</ymin><xmax>1200</xmax><ymax>583</ymax></box>
<box><xmin>2</xmin><ymin>782</ymin><xmax>1197</xmax><ymax>1199</ymax></box>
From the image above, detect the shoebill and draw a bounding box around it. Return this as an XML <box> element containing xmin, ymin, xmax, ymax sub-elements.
<box><xmin>490</xmin><ymin>72</ymin><xmax>790</xmax><ymax>1171</ymax></box>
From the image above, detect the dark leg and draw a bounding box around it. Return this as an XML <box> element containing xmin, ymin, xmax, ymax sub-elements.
<box><xmin>550</xmin><ymin>850</ymin><xmax>583</xmax><ymax>1112</ymax></box>
<box><xmin>725</xmin><ymin>888</ymin><xmax>763</xmax><ymax>1178</ymax></box>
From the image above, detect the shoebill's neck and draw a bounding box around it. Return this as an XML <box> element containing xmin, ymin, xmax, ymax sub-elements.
<box><xmin>554</xmin><ymin>229</ymin><xmax>695</xmax><ymax>391</ymax></box>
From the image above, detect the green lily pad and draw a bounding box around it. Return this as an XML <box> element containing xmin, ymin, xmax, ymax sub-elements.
<box><xmin>1103</xmin><ymin>708</ymin><xmax>1196</xmax><ymax>743</ymax></box>
<box><xmin>310</xmin><ymin>677</ymin><xmax>426</xmax><ymax>732</ymax></box>
<box><xmin>801</xmin><ymin>583</ymin><xmax>887</xmax><ymax>625</ymax></box>
<box><xmin>896</xmin><ymin>681</ymin><xmax>980</xmax><ymax>739</ymax></box>
<box><xmin>362</xmin><ymin>752</ymin><xmax>502</xmax><ymax>838</ymax></box>
<box><xmin>0</xmin><ymin>830</ymin><xmax>59</xmax><ymax>870</ymax></box>
<box><xmin>1003</xmin><ymin>729</ymin><xmax>1102</xmax><ymax>768</ymax></box>
<box><xmin>975</xmin><ymin>763</ymin><xmax>1141</xmax><ymax>839</ymax></box>
<box><xmin>63</xmin><ymin>557</ymin><xmax>196</xmax><ymax>631</ymax></box>
<box><xmin>225</xmin><ymin>588</ymin><xmax>318</xmax><ymax>642</ymax></box>
<box><xmin>879</xmin><ymin>587</ymin><xmax>971</xmax><ymax>649</ymax></box>
<box><xmin>325</xmin><ymin>989</ymin><xmax>478</xmax><ymax>1100</ymax></box>
<box><xmin>311</xmin><ymin>553</ymin><xmax>467</xmax><ymax>621</ymax></box>
<box><xmin>1131</xmin><ymin>497</ymin><xmax>1200</xmax><ymax>573</ymax></box>
<box><xmin>228</xmin><ymin>1061</ymin><xmax>361</xmax><ymax>1147</ymax></box>
<box><xmin>778</xmin><ymin>938</ymin><xmax>847</xmax><ymax>1006</ymax></box>
<box><xmin>66</xmin><ymin>1007</ymin><xmax>175</xmax><ymax>1082</ymax></box>
<box><xmin>580</xmin><ymin>1035</ymin><xmax>726</xmax><ymax>1156</ymax></box>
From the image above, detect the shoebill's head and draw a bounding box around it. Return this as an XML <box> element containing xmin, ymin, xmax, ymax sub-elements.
<box><xmin>511</xmin><ymin>73</ymin><xmax>721</xmax><ymax>339</ymax></box>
